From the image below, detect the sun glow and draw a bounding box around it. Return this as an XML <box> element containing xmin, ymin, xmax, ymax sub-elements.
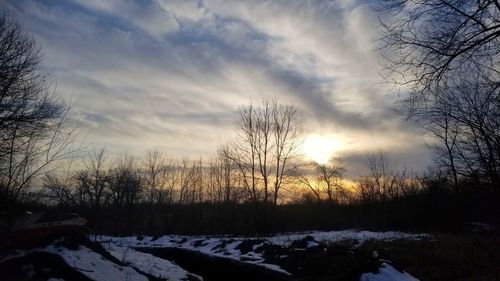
<box><xmin>302</xmin><ymin>135</ymin><xmax>343</xmax><ymax>165</ymax></box>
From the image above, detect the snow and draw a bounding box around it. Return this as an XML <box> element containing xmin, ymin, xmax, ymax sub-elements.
<box><xmin>96</xmin><ymin>230</ymin><xmax>429</xmax><ymax>251</ymax></box>
<box><xmin>95</xmin><ymin>230</ymin><xmax>429</xmax><ymax>278</ymax></box>
<box><xmin>360</xmin><ymin>263</ymin><xmax>419</xmax><ymax>281</ymax></box>
<box><xmin>103</xmin><ymin>243</ymin><xmax>202</xmax><ymax>281</ymax></box>
<box><xmin>306</xmin><ymin>240</ymin><xmax>320</xmax><ymax>248</ymax></box>
<box><xmin>466</xmin><ymin>222</ymin><xmax>492</xmax><ymax>232</ymax></box>
<box><xmin>99</xmin><ymin>235</ymin><xmax>292</xmax><ymax>276</ymax></box>
<box><xmin>265</xmin><ymin>230</ymin><xmax>430</xmax><ymax>247</ymax></box>
<box><xmin>0</xmin><ymin>230</ymin><xmax>427</xmax><ymax>281</ymax></box>
<box><xmin>44</xmin><ymin>244</ymin><xmax>148</xmax><ymax>281</ymax></box>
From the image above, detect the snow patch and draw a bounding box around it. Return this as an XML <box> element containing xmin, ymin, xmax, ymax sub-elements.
<box><xmin>104</xmin><ymin>243</ymin><xmax>202</xmax><ymax>281</ymax></box>
<box><xmin>360</xmin><ymin>263</ymin><xmax>419</xmax><ymax>281</ymax></box>
<box><xmin>44</xmin><ymin>244</ymin><xmax>148</xmax><ymax>281</ymax></box>
<box><xmin>266</xmin><ymin>230</ymin><xmax>430</xmax><ymax>247</ymax></box>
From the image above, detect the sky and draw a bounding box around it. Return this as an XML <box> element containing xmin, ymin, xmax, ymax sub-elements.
<box><xmin>1</xmin><ymin>0</ymin><xmax>432</xmax><ymax>177</ymax></box>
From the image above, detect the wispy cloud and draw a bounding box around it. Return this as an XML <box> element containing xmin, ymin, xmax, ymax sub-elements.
<box><xmin>0</xmin><ymin>0</ymin><xmax>431</xmax><ymax>175</ymax></box>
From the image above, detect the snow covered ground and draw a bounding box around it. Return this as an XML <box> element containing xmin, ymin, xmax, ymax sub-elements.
<box><xmin>96</xmin><ymin>230</ymin><xmax>428</xmax><ymax>280</ymax></box>
<box><xmin>44</xmin><ymin>244</ymin><xmax>148</xmax><ymax>281</ymax></box>
<box><xmin>360</xmin><ymin>263</ymin><xmax>419</xmax><ymax>281</ymax></box>
<box><xmin>99</xmin><ymin>235</ymin><xmax>293</xmax><ymax>276</ymax></box>
<box><xmin>266</xmin><ymin>230</ymin><xmax>430</xmax><ymax>246</ymax></box>
<box><xmin>97</xmin><ymin>229</ymin><xmax>429</xmax><ymax>249</ymax></box>
<box><xmin>0</xmin><ymin>241</ymin><xmax>201</xmax><ymax>281</ymax></box>
<box><xmin>1</xmin><ymin>230</ymin><xmax>428</xmax><ymax>280</ymax></box>
<box><xmin>103</xmin><ymin>243</ymin><xmax>203</xmax><ymax>281</ymax></box>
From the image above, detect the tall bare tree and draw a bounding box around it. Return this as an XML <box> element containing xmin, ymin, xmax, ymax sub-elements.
<box><xmin>423</xmin><ymin>76</ymin><xmax>500</xmax><ymax>187</ymax></box>
<box><xmin>377</xmin><ymin>1</ymin><xmax>500</xmax><ymax>188</ymax></box>
<box><xmin>232</xmin><ymin>99</ymin><xmax>300</xmax><ymax>206</ymax></box>
<box><xmin>207</xmin><ymin>145</ymin><xmax>237</xmax><ymax>203</ymax></box>
<box><xmin>0</xmin><ymin>14</ymin><xmax>73</xmax><ymax>210</ymax></box>
<box><xmin>143</xmin><ymin>150</ymin><xmax>175</xmax><ymax>205</ymax></box>
<box><xmin>77</xmin><ymin>148</ymin><xmax>109</xmax><ymax>210</ymax></box>
<box><xmin>271</xmin><ymin>101</ymin><xmax>301</xmax><ymax>205</ymax></box>
<box><xmin>230</xmin><ymin>99</ymin><xmax>300</xmax><ymax>233</ymax></box>
<box><xmin>108</xmin><ymin>155</ymin><xmax>142</xmax><ymax>210</ymax></box>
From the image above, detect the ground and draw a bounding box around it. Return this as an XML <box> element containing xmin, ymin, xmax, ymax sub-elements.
<box><xmin>0</xmin><ymin>230</ymin><xmax>499</xmax><ymax>281</ymax></box>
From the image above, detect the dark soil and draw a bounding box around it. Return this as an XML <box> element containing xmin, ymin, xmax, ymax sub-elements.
<box><xmin>357</xmin><ymin>232</ymin><xmax>500</xmax><ymax>281</ymax></box>
<box><xmin>261</xmin><ymin>240</ymin><xmax>381</xmax><ymax>281</ymax></box>
<box><xmin>272</xmin><ymin>232</ymin><xmax>500</xmax><ymax>281</ymax></box>
<box><xmin>0</xmin><ymin>251</ymin><xmax>92</xmax><ymax>281</ymax></box>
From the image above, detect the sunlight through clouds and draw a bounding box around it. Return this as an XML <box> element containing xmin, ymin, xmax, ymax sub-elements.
<box><xmin>0</xmin><ymin>0</ymin><xmax>432</xmax><ymax>176</ymax></box>
<box><xmin>302</xmin><ymin>134</ymin><xmax>343</xmax><ymax>165</ymax></box>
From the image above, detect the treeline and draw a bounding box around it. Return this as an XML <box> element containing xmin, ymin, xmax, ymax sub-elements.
<box><xmin>40</xmin><ymin>189</ymin><xmax>500</xmax><ymax>235</ymax></box>
<box><xmin>35</xmin><ymin>148</ymin><xmax>499</xmax><ymax>235</ymax></box>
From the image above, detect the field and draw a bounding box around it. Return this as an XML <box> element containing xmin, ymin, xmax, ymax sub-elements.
<box><xmin>1</xmin><ymin>229</ymin><xmax>499</xmax><ymax>281</ymax></box>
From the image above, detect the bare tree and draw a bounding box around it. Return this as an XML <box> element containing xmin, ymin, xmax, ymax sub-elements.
<box><xmin>207</xmin><ymin>145</ymin><xmax>237</xmax><ymax>203</ymax></box>
<box><xmin>143</xmin><ymin>150</ymin><xmax>175</xmax><ymax>205</ymax></box>
<box><xmin>233</xmin><ymin>103</ymin><xmax>265</xmax><ymax>205</ymax></box>
<box><xmin>176</xmin><ymin>159</ymin><xmax>203</xmax><ymax>205</ymax></box>
<box><xmin>377</xmin><ymin>1</ymin><xmax>500</xmax><ymax>188</ymax></box>
<box><xmin>423</xmin><ymin>76</ymin><xmax>500</xmax><ymax>187</ymax></box>
<box><xmin>423</xmin><ymin>104</ymin><xmax>461</xmax><ymax>189</ymax></box>
<box><xmin>43</xmin><ymin>157</ymin><xmax>81</xmax><ymax>207</ymax></box>
<box><xmin>0</xmin><ymin>14</ymin><xmax>73</xmax><ymax>210</ymax></box>
<box><xmin>43</xmin><ymin>173</ymin><xmax>77</xmax><ymax>207</ymax></box>
<box><xmin>77</xmin><ymin>148</ymin><xmax>109</xmax><ymax>210</ymax></box>
<box><xmin>108</xmin><ymin>155</ymin><xmax>142</xmax><ymax>210</ymax></box>
<box><xmin>230</xmin><ymin>99</ymin><xmax>300</xmax><ymax>233</ymax></box>
<box><xmin>298</xmin><ymin>158</ymin><xmax>346</xmax><ymax>203</ymax></box>
<box><xmin>271</xmin><ymin>101</ymin><xmax>301</xmax><ymax>205</ymax></box>
<box><xmin>356</xmin><ymin>153</ymin><xmax>415</xmax><ymax>202</ymax></box>
<box><xmin>378</xmin><ymin>0</ymin><xmax>500</xmax><ymax>108</ymax></box>
<box><xmin>231</xmin><ymin>99</ymin><xmax>300</xmax><ymax>206</ymax></box>
<box><xmin>142</xmin><ymin>150</ymin><xmax>177</xmax><ymax>232</ymax></box>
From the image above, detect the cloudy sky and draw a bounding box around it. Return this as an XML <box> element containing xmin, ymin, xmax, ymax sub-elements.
<box><xmin>1</xmin><ymin>0</ymin><xmax>432</xmax><ymax>177</ymax></box>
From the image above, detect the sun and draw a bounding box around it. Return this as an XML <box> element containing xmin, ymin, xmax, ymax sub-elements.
<box><xmin>302</xmin><ymin>135</ymin><xmax>342</xmax><ymax>165</ymax></box>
